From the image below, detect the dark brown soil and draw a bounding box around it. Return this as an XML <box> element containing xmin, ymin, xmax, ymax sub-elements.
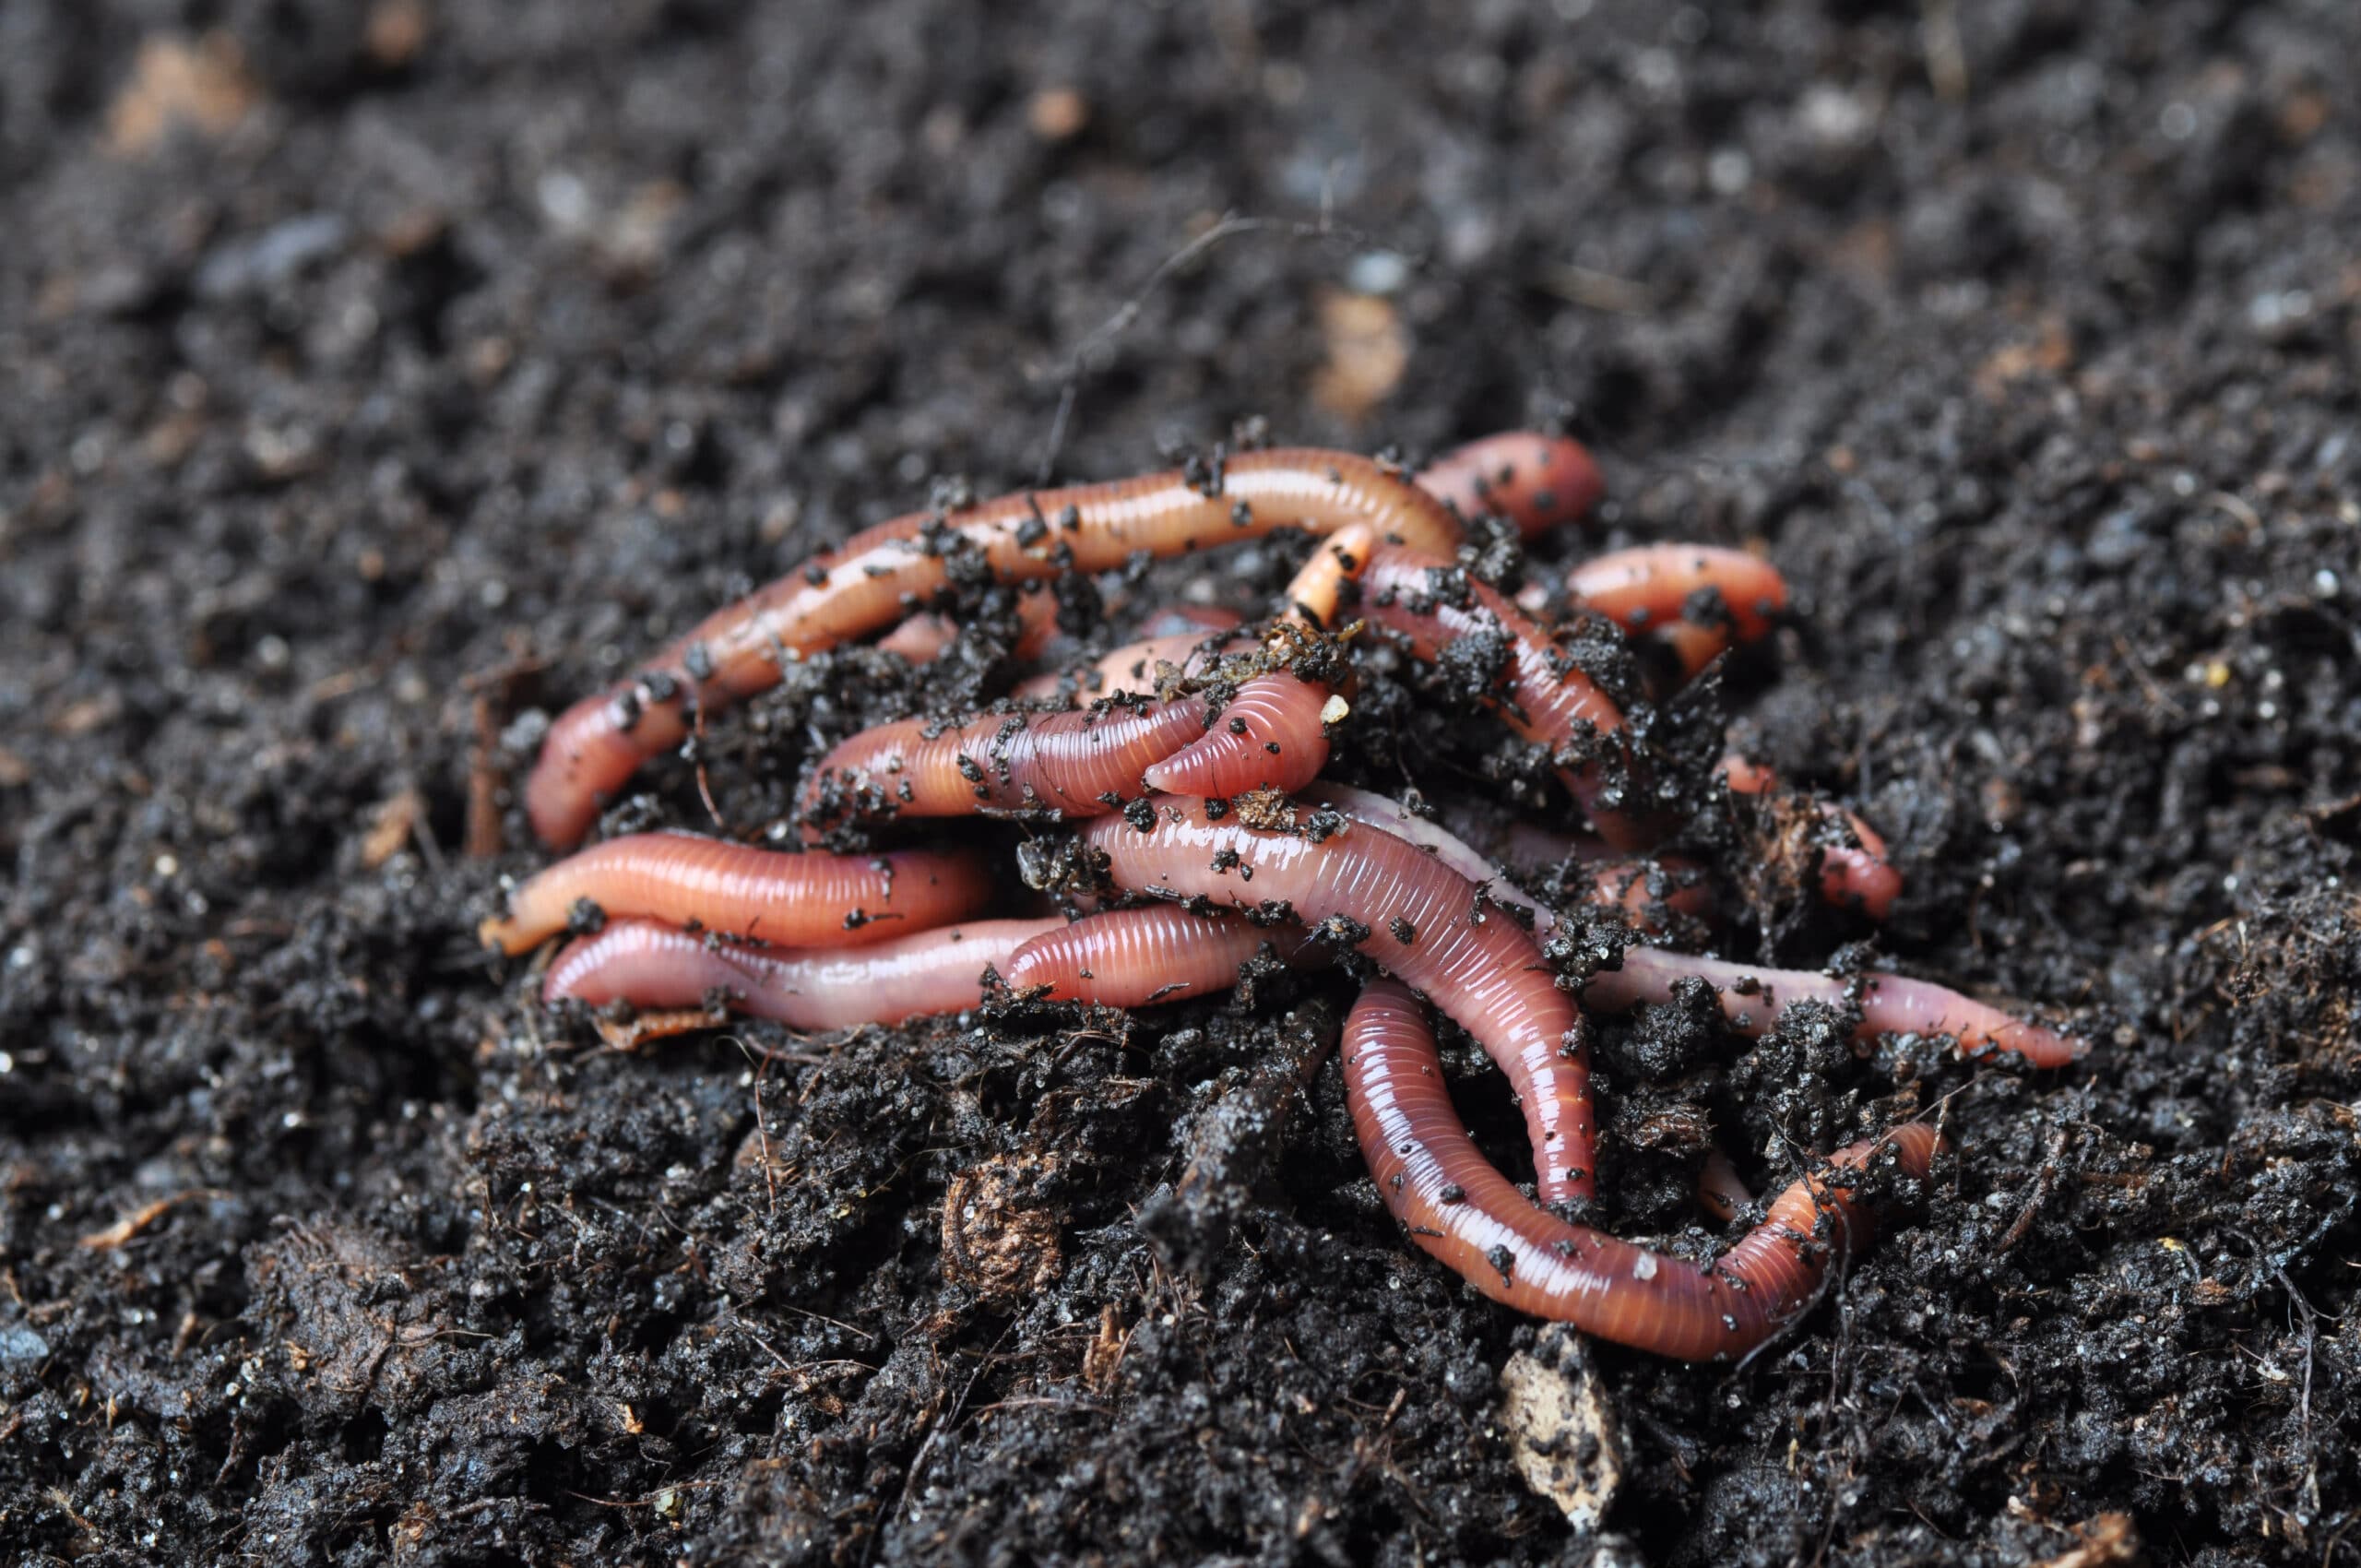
<box><xmin>5</xmin><ymin>3</ymin><xmax>2357</xmax><ymax>1563</ymax></box>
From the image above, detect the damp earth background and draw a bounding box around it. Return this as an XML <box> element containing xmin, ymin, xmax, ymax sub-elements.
<box><xmin>3</xmin><ymin>2</ymin><xmax>2359</xmax><ymax>1564</ymax></box>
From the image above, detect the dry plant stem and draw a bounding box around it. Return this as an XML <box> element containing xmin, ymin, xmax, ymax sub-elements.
<box><xmin>1079</xmin><ymin>800</ymin><xmax>1598</xmax><ymax>1202</ymax></box>
<box><xmin>528</xmin><ymin>449</ymin><xmax>1463</xmax><ymax>847</ymax></box>
<box><xmin>544</xmin><ymin>917</ymin><xmax>1061</xmax><ymax>1029</ymax></box>
<box><xmin>480</xmin><ymin>833</ymin><xmax>992</xmax><ymax>954</ymax></box>
<box><xmin>1345</xmin><ymin>980</ymin><xmax>1942</xmax><ymax>1360</ymax></box>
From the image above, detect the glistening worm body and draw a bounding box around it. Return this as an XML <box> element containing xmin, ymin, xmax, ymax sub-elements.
<box><xmin>1719</xmin><ymin>754</ymin><xmax>1902</xmax><ymax>921</ymax></box>
<box><xmin>1358</xmin><ymin>803</ymin><xmax>2079</xmax><ymax>1068</ymax></box>
<box><xmin>1345</xmin><ymin>980</ymin><xmax>1942</xmax><ymax>1360</ymax></box>
<box><xmin>1003</xmin><ymin>905</ymin><xmax>1311</xmax><ymax>1007</ymax></box>
<box><xmin>1414</xmin><ymin>433</ymin><xmax>1605</xmax><ymax>539</ymax></box>
<box><xmin>800</xmin><ymin>672</ymin><xmax>1328</xmax><ymax>825</ymax></box>
<box><xmin>479</xmin><ymin>833</ymin><xmax>991</xmax><ymax>954</ymax></box>
<box><xmin>528</xmin><ymin>450</ymin><xmax>1463</xmax><ymax>847</ymax></box>
<box><xmin>1584</xmin><ymin>944</ymin><xmax>2081</xmax><ymax>1067</ymax></box>
<box><xmin>1079</xmin><ymin>800</ymin><xmax>1598</xmax><ymax>1203</ymax></box>
<box><xmin>1358</xmin><ymin>545</ymin><xmax>1651</xmax><ymax>849</ymax></box>
<box><xmin>1304</xmin><ymin>784</ymin><xmax>1714</xmax><ymax>930</ymax></box>
<box><xmin>1565</xmin><ymin>544</ymin><xmax>1790</xmax><ymax>677</ymax></box>
<box><xmin>545</xmin><ymin>917</ymin><xmax>1060</xmax><ymax>1029</ymax></box>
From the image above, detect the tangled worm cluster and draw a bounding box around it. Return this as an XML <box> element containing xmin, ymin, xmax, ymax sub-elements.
<box><xmin>484</xmin><ymin>431</ymin><xmax>2082</xmax><ymax>1360</ymax></box>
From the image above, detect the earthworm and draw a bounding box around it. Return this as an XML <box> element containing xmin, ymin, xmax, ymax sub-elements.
<box><xmin>1278</xmin><ymin>521</ymin><xmax>1376</xmax><ymax>631</ymax></box>
<box><xmin>1011</xmin><ymin>628</ymin><xmax>1243</xmax><ymax>702</ymax></box>
<box><xmin>1003</xmin><ymin>905</ymin><xmax>1312</xmax><ymax>1006</ymax></box>
<box><xmin>1133</xmin><ymin>524</ymin><xmax>1373</xmax><ymax>792</ymax></box>
<box><xmin>527</xmin><ymin>450</ymin><xmax>1463</xmax><ymax>847</ymax></box>
<box><xmin>1358</xmin><ymin>545</ymin><xmax>1652</xmax><ymax>849</ymax></box>
<box><xmin>1315</xmin><ymin>785</ymin><xmax>1714</xmax><ymax>928</ymax></box>
<box><xmin>1344</xmin><ymin>980</ymin><xmax>1941</xmax><ymax>1359</ymax></box>
<box><xmin>1720</xmin><ymin>754</ymin><xmax>1901</xmax><ymax>920</ymax></box>
<box><xmin>1013</xmin><ymin>612</ymin><xmax>1249</xmax><ymax>703</ymax></box>
<box><xmin>1565</xmin><ymin>544</ymin><xmax>1788</xmax><ymax>675</ymax></box>
<box><xmin>1583</xmin><ymin>944</ymin><xmax>2083</xmax><ymax>1068</ymax></box>
<box><xmin>1079</xmin><ymin>800</ymin><xmax>1596</xmax><ymax>1202</ymax></box>
<box><xmin>1139</xmin><ymin>674</ymin><xmax>1336</xmax><ymax>799</ymax></box>
<box><xmin>1333</xmin><ymin>799</ymin><xmax>2078</xmax><ymax>1066</ymax></box>
<box><xmin>1696</xmin><ymin>1146</ymin><xmax>1753</xmax><ymax>1223</ymax></box>
<box><xmin>877</xmin><ymin>585</ymin><xmax>1063</xmax><ymax>664</ymax></box>
<box><xmin>544</xmin><ymin>917</ymin><xmax>1060</xmax><ymax>1028</ymax></box>
<box><xmin>479</xmin><ymin>833</ymin><xmax>992</xmax><ymax>954</ymax></box>
<box><xmin>801</xmin><ymin>671</ymin><xmax>1325</xmax><ymax>825</ymax></box>
<box><xmin>1416</xmin><ymin>433</ymin><xmax>1605</xmax><ymax>539</ymax></box>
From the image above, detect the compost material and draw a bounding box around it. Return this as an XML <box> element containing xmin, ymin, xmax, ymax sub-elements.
<box><xmin>3</xmin><ymin>2</ymin><xmax>2355</xmax><ymax>1562</ymax></box>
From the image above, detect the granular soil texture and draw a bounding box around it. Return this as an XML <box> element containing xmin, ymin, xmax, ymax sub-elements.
<box><xmin>4</xmin><ymin>2</ymin><xmax>2358</xmax><ymax>1564</ymax></box>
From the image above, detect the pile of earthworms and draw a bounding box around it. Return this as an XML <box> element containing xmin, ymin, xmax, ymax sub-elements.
<box><xmin>482</xmin><ymin>433</ymin><xmax>2082</xmax><ymax>1361</ymax></box>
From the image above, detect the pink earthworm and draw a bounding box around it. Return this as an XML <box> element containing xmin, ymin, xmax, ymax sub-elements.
<box><xmin>544</xmin><ymin>917</ymin><xmax>1060</xmax><ymax>1029</ymax></box>
<box><xmin>1324</xmin><ymin>797</ymin><xmax>2080</xmax><ymax>1067</ymax></box>
<box><xmin>800</xmin><ymin>671</ymin><xmax>1326</xmax><ymax>826</ymax></box>
<box><xmin>1345</xmin><ymin>979</ymin><xmax>1941</xmax><ymax>1360</ymax></box>
<box><xmin>1003</xmin><ymin>905</ymin><xmax>1313</xmax><ymax>1006</ymax></box>
<box><xmin>1565</xmin><ymin>544</ymin><xmax>1789</xmax><ymax>675</ymax></box>
<box><xmin>1132</xmin><ymin>528</ymin><xmax>1371</xmax><ymax>795</ymax></box>
<box><xmin>1315</xmin><ymin>786</ymin><xmax>1714</xmax><ymax>929</ymax></box>
<box><xmin>1415</xmin><ymin>433</ymin><xmax>1605</xmax><ymax>539</ymax></box>
<box><xmin>526</xmin><ymin>450</ymin><xmax>1463</xmax><ymax>848</ymax></box>
<box><xmin>1139</xmin><ymin>675</ymin><xmax>1335</xmax><ymax>799</ymax></box>
<box><xmin>1720</xmin><ymin>754</ymin><xmax>1901</xmax><ymax>921</ymax></box>
<box><xmin>479</xmin><ymin>833</ymin><xmax>992</xmax><ymax>955</ymax></box>
<box><xmin>820</xmin><ymin>553</ymin><xmax>1357</xmax><ymax>826</ymax></box>
<box><xmin>1078</xmin><ymin>800</ymin><xmax>1597</xmax><ymax>1203</ymax></box>
<box><xmin>1581</xmin><ymin>944</ymin><xmax>2082</xmax><ymax>1068</ymax></box>
<box><xmin>1358</xmin><ymin>545</ymin><xmax>1653</xmax><ymax>849</ymax></box>
<box><xmin>1696</xmin><ymin>1146</ymin><xmax>1753</xmax><ymax>1223</ymax></box>
<box><xmin>876</xmin><ymin>585</ymin><xmax>1063</xmax><ymax>664</ymax></box>
<box><xmin>1011</xmin><ymin>627</ymin><xmax>1244</xmax><ymax>702</ymax></box>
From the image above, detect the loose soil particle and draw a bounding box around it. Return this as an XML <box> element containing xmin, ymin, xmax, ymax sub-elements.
<box><xmin>4</xmin><ymin>3</ymin><xmax>2358</xmax><ymax>1564</ymax></box>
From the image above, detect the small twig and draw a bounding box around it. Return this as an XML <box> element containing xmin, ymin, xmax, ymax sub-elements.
<box><xmin>1030</xmin><ymin>209</ymin><xmax>1411</xmax><ymax>483</ymax></box>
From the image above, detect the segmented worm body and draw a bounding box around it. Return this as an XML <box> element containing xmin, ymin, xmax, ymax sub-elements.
<box><xmin>801</xmin><ymin>672</ymin><xmax>1328</xmax><ymax>824</ymax></box>
<box><xmin>480</xmin><ymin>834</ymin><xmax>991</xmax><ymax>954</ymax></box>
<box><xmin>1078</xmin><ymin>801</ymin><xmax>1598</xmax><ymax>1203</ymax></box>
<box><xmin>1346</xmin><ymin>980</ymin><xmax>1940</xmax><ymax>1360</ymax></box>
<box><xmin>1569</xmin><ymin>543</ymin><xmax>1786</xmax><ymax>647</ymax></box>
<box><xmin>1003</xmin><ymin>905</ymin><xmax>1311</xmax><ymax>1006</ymax></box>
<box><xmin>1306</xmin><ymin>784</ymin><xmax>1713</xmax><ymax>929</ymax></box>
<box><xmin>1584</xmin><ymin>945</ymin><xmax>2080</xmax><ymax>1067</ymax></box>
<box><xmin>1014</xmin><ymin>624</ymin><xmax>1245</xmax><ymax>702</ymax></box>
<box><xmin>1721</xmin><ymin>754</ymin><xmax>1902</xmax><ymax>921</ymax></box>
<box><xmin>486</xmin><ymin>428</ymin><xmax>2087</xmax><ymax>1354</ymax></box>
<box><xmin>546</xmin><ymin>917</ymin><xmax>1058</xmax><ymax>1028</ymax></box>
<box><xmin>1359</xmin><ymin>545</ymin><xmax>1652</xmax><ymax>848</ymax></box>
<box><xmin>528</xmin><ymin>450</ymin><xmax>1462</xmax><ymax>848</ymax></box>
<box><xmin>877</xmin><ymin>586</ymin><xmax>1063</xmax><ymax>664</ymax></box>
<box><xmin>1415</xmin><ymin>433</ymin><xmax>1605</xmax><ymax>539</ymax></box>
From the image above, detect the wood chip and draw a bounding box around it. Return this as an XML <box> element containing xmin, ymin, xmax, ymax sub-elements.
<box><xmin>1311</xmin><ymin>290</ymin><xmax>1407</xmax><ymax>421</ymax></box>
<box><xmin>107</xmin><ymin>33</ymin><xmax>258</xmax><ymax>158</ymax></box>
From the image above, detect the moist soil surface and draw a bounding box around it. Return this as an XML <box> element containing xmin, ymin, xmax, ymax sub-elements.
<box><xmin>5</xmin><ymin>3</ymin><xmax>2359</xmax><ymax>1564</ymax></box>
